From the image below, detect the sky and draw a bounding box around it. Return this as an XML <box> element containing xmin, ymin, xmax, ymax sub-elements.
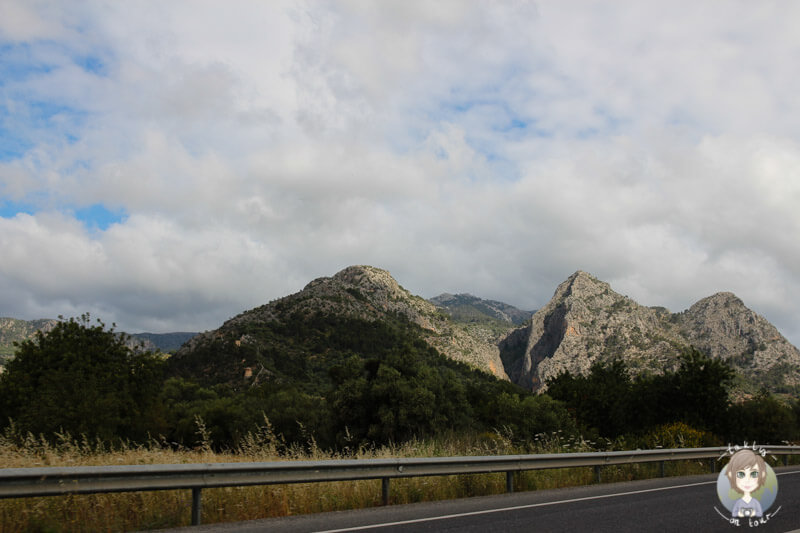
<box><xmin>1</xmin><ymin>1</ymin><xmax>799</xmax><ymax>348</ymax></box>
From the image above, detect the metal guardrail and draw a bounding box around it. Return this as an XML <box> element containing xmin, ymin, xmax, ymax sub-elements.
<box><xmin>2</xmin><ymin>445</ymin><xmax>799</xmax><ymax>526</ymax></box>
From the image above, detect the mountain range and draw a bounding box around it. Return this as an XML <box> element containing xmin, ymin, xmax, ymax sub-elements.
<box><xmin>3</xmin><ymin>266</ymin><xmax>799</xmax><ymax>395</ymax></box>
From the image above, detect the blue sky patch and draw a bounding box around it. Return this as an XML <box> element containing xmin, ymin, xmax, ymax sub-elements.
<box><xmin>0</xmin><ymin>201</ymin><xmax>127</xmax><ymax>231</ymax></box>
<box><xmin>0</xmin><ymin>200</ymin><xmax>36</xmax><ymax>218</ymax></box>
<box><xmin>0</xmin><ymin>129</ymin><xmax>33</xmax><ymax>159</ymax></box>
<box><xmin>74</xmin><ymin>204</ymin><xmax>128</xmax><ymax>231</ymax></box>
<box><xmin>1</xmin><ymin>39</ymin><xmax>92</xmax><ymax>161</ymax></box>
<box><xmin>0</xmin><ymin>43</ymin><xmax>55</xmax><ymax>84</ymax></box>
<box><xmin>0</xmin><ymin>100</ymin><xmax>88</xmax><ymax>160</ymax></box>
<box><xmin>27</xmin><ymin>101</ymin><xmax>86</xmax><ymax>124</ymax></box>
<box><xmin>73</xmin><ymin>54</ymin><xmax>109</xmax><ymax>76</ymax></box>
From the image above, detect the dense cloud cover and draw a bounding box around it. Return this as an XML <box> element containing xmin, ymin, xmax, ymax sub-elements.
<box><xmin>1</xmin><ymin>1</ymin><xmax>799</xmax><ymax>346</ymax></box>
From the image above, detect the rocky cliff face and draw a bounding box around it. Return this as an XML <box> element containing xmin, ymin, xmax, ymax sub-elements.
<box><xmin>504</xmin><ymin>271</ymin><xmax>800</xmax><ymax>392</ymax></box>
<box><xmin>179</xmin><ymin>265</ymin><xmax>509</xmax><ymax>379</ymax></box>
<box><xmin>503</xmin><ymin>271</ymin><xmax>685</xmax><ymax>390</ymax></box>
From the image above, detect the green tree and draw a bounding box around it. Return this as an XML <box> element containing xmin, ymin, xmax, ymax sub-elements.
<box><xmin>547</xmin><ymin>358</ymin><xmax>633</xmax><ymax>438</ymax></box>
<box><xmin>670</xmin><ymin>347</ymin><xmax>734</xmax><ymax>434</ymax></box>
<box><xmin>329</xmin><ymin>351</ymin><xmax>456</xmax><ymax>445</ymax></box>
<box><xmin>547</xmin><ymin>347</ymin><xmax>735</xmax><ymax>441</ymax></box>
<box><xmin>727</xmin><ymin>389</ymin><xmax>798</xmax><ymax>444</ymax></box>
<box><xmin>0</xmin><ymin>314</ymin><xmax>165</xmax><ymax>443</ymax></box>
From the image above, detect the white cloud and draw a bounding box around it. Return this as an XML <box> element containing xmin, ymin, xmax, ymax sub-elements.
<box><xmin>1</xmin><ymin>1</ymin><xmax>800</xmax><ymax>349</ymax></box>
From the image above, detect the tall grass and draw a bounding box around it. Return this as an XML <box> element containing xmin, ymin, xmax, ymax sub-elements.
<box><xmin>0</xmin><ymin>422</ymin><xmax>733</xmax><ymax>533</ymax></box>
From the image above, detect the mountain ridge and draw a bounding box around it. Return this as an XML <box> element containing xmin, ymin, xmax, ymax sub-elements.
<box><xmin>3</xmin><ymin>266</ymin><xmax>799</xmax><ymax>395</ymax></box>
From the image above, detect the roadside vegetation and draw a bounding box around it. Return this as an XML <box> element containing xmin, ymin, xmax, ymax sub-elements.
<box><xmin>0</xmin><ymin>422</ymin><xmax>742</xmax><ymax>533</ymax></box>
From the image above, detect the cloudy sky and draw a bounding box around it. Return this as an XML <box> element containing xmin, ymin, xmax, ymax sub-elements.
<box><xmin>2</xmin><ymin>1</ymin><xmax>799</xmax><ymax>347</ymax></box>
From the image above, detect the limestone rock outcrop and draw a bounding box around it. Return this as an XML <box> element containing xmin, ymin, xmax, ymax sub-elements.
<box><xmin>502</xmin><ymin>271</ymin><xmax>800</xmax><ymax>392</ymax></box>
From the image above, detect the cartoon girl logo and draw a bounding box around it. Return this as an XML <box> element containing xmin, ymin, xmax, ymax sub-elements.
<box><xmin>716</xmin><ymin>448</ymin><xmax>779</xmax><ymax>522</ymax></box>
<box><xmin>727</xmin><ymin>449</ymin><xmax>767</xmax><ymax>517</ymax></box>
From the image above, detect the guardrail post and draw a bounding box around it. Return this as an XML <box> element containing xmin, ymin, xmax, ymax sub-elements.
<box><xmin>191</xmin><ymin>487</ymin><xmax>202</xmax><ymax>525</ymax></box>
<box><xmin>594</xmin><ymin>465</ymin><xmax>601</xmax><ymax>483</ymax></box>
<box><xmin>382</xmin><ymin>477</ymin><xmax>390</xmax><ymax>506</ymax></box>
<box><xmin>506</xmin><ymin>471</ymin><xmax>514</xmax><ymax>493</ymax></box>
<box><xmin>710</xmin><ymin>459</ymin><xmax>716</xmax><ymax>473</ymax></box>
<box><xmin>785</xmin><ymin>455</ymin><xmax>789</xmax><ymax>466</ymax></box>
<box><xmin>660</xmin><ymin>461</ymin><xmax>665</xmax><ymax>477</ymax></box>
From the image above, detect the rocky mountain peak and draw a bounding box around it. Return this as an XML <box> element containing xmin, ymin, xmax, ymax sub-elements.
<box><xmin>502</xmin><ymin>270</ymin><xmax>666</xmax><ymax>390</ymax></box>
<box><xmin>430</xmin><ymin>292</ymin><xmax>458</xmax><ymax>304</ymax></box>
<box><xmin>502</xmin><ymin>272</ymin><xmax>800</xmax><ymax>394</ymax></box>
<box><xmin>225</xmin><ymin>265</ymin><xmax>425</xmax><ymax>330</ymax></box>
<box><xmin>331</xmin><ymin>265</ymin><xmax>410</xmax><ymax>301</ymax></box>
<box><xmin>686</xmin><ymin>292</ymin><xmax>746</xmax><ymax>316</ymax></box>
<box><xmin>554</xmin><ymin>270</ymin><xmax>612</xmax><ymax>301</ymax></box>
<box><xmin>678</xmin><ymin>292</ymin><xmax>799</xmax><ymax>374</ymax></box>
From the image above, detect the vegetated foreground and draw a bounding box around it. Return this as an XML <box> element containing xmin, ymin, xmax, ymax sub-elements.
<box><xmin>1</xmin><ymin>423</ymin><xmax>735</xmax><ymax>533</ymax></box>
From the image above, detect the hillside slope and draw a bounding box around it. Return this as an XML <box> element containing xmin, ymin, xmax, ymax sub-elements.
<box><xmin>171</xmin><ymin>265</ymin><xmax>509</xmax><ymax>385</ymax></box>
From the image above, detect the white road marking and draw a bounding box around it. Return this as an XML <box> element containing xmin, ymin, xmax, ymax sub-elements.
<box><xmin>314</xmin><ymin>480</ymin><xmax>715</xmax><ymax>532</ymax></box>
<box><xmin>316</xmin><ymin>469</ymin><xmax>800</xmax><ymax>532</ymax></box>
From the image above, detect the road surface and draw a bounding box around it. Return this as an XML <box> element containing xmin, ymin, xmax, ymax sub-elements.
<box><xmin>155</xmin><ymin>467</ymin><xmax>800</xmax><ymax>532</ymax></box>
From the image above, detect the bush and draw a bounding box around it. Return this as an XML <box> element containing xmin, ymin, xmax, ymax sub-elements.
<box><xmin>0</xmin><ymin>314</ymin><xmax>165</xmax><ymax>443</ymax></box>
<box><xmin>630</xmin><ymin>422</ymin><xmax>721</xmax><ymax>450</ymax></box>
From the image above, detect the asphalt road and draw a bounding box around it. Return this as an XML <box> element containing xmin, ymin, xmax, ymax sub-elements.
<box><xmin>157</xmin><ymin>468</ymin><xmax>800</xmax><ymax>533</ymax></box>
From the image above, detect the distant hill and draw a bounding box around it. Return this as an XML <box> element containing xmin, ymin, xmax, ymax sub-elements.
<box><xmin>429</xmin><ymin>293</ymin><xmax>533</xmax><ymax>326</ymax></box>
<box><xmin>0</xmin><ymin>318</ymin><xmax>58</xmax><ymax>363</ymax></box>
<box><xmin>126</xmin><ymin>332</ymin><xmax>199</xmax><ymax>353</ymax></box>
<box><xmin>0</xmin><ymin>318</ymin><xmax>196</xmax><ymax>365</ymax></box>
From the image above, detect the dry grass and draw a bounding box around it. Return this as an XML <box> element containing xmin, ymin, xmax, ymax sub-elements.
<box><xmin>0</xmin><ymin>425</ymin><xmax>719</xmax><ymax>533</ymax></box>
